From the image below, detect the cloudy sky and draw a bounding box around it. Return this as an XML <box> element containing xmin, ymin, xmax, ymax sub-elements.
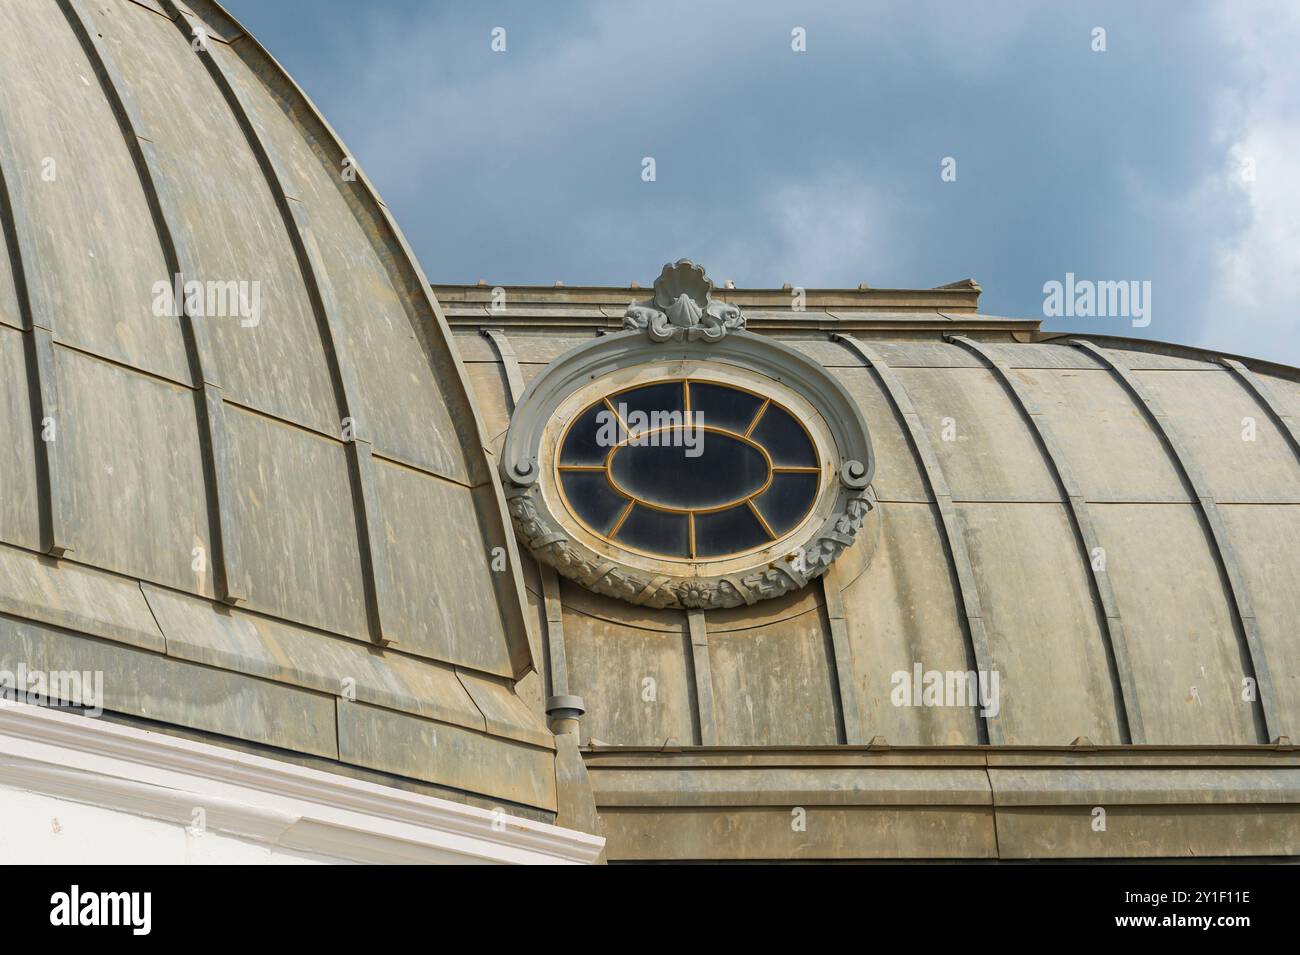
<box><xmin>222</xmin><ymin>0</ymin><xmax>1300</xmax><ymax>363</ymax></box>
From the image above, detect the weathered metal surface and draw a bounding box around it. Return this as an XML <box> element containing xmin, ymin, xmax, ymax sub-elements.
<box><xmin>1108</xmin><ymin>348</ymin><xmax>1218</xmax><ymax>371</ymax></box>
<box><xmin>371</xmin><ymin>461</ymin><xmax>523</xmax><ymax>676</ymax></box>
<box><xmin>1006</xmin><ymin>366</ymin><xmax>1190</xmax><ymax>502</ymax></box>
<box><xmin>455</xmin><ymin>668</ymin><xmax>554</xmax><ymax>750</ymax></box>
<box><xmin>584</xmin><ymin>748</ymin><xmax>1299</xmax><ymax>860</ymax></box>
<box><xmin>0</xmin><ymin>161</ymin><xmax>21</xmax><ymax>332</ymax></box>
<box><xmin>782</xmin><ymin>337</ymin><xmax>868</xmax><ymax>368</ymax></box>
<box><xmin>1088</xmin><ymin>503</ymin><xmax>1258</xmax><ymax>743</ymax></box>
<box><xmin>707</xmin><ymin>609</ymin><xmax>841</xmax><ymax>746</ymax></box>
<box><xmin>478</xmin><ymin>327</ymin><xmax>560</xmax><ymax>694</ymax></box>
<box><xmin>858</xmin><ymin>340</ymin><xmax>983</xmax><ymax>368</ymax></box>
<box><xmin>587</xmin><ymin>751</ymin><xmax>995</xmax><ymax>860</ymax></box>
<box><xmin>685</xmin><ymin>610</ymin><xmax>718</xmax><ymax>745</ymax></box>
<box><xmin>0</xmin><ymin>114</ymin><xmax>74</xmax><ymax>555</ymax></box>
<box><xmin>820</xmin><ymin>561</ymin><xmax>867</xmax><ymax>744</ymax></box>
<box><xmin>1137</xmin><ymin>367</ymin><xmax>1300</xmax><ymax>504</ymax></box>
<box><xmin>0</xmin><ymin>327</ymin><xmax>41</xmax><ymax>550</ymax></box>
<box><xmin>1216</xmin><ymin>505</ymin><xmax>1300</xmax><ymax>738</ymax></box>
<box><xmin>337</xmin><ymin>702</ymin><xmax>557</xmax><ymax>812</ymax></box>
<box><xmin>463</xmin><ymin>302</ymin><xmax>1300</xmax><ymax>853</ymax></box>
<box><xmin>224</xmin><ymin>403</ymin><xmax>368</xmax><ymax>637</ymax></box>
<box><xmin>947</xmin><ymin>335</ymin><xmax>1142</xmax><ymax>743</ymax></box>
<box><xmin>208</xmin><ymin>36</ymin><xmax>472</xmax><ymax>483</ymax></box>
<box><xmin>1072</xmin><ymin>340</ymin><xmax>1282</xmax><ymax>743</ymax></box>
<box><xmin>1220</xmin><ymin>359</ymin><xmax>1300</xmax><ymax>461</ymax></box>
<box><xmin>0</xmin><ymin>0</ymin><xmax>552</xmax><ymax>810</ymax></box>
<box><xmin>825</xmin><ymin>364</ymin><xmax>929</xmax><ymax>503</ymax></box>
<box><xmin>141</xmin><ymin>582</ymin><xmax>489</xmax><ymax>731</ymax></box>
<box><xmin>57</xmin><ymin>347</ymin><xmax>216</xmax><ymax>596</ymax></box>
<box><xmin>833</xmin><ymin>335</ymin><xmax>1000</xmax><ymax>743</ymax></box>
<box><xmin>1257</xmin><ymin>369</ymin><xmax>1300</xmax><ymax>427</ymax></box>
<box><xmin>473</xmin><ymin>330</ymin><xmax>603</xmax><ymax>366</ymax></box>
<box><xmin>6</xmin><ymin>0</ymin><xmax>1300</xmax><ymax>856</ymax></box>
<box><xmin>59</xmin><ymin>0</ymin><xmax>246</xmax><ymax>600</ymax></box>
<box><xmin>960</xmin><ymin>502</ymin><xmax>1124</xmax><ymax>744</ymax></box>
<box><xmin>0</xmin><ymin>0</ymin><xmax>190</xmax><ymax>383</ymax></box>
<box><xmin>0</xmin><ymin>543</ymin><xmax>163</xmax><ymax>653</ymax></box>
<box><xmin>893</xmin><ymin>366</ymin><xmax>1060</xmax><ymax>502</ymax></box>
<box><xmin>840</xmin><ymin>502</ymin><xmax>983</xmax><ymax>745</ymax></box>
<box><xmin>556</xmin><ymin>592</ymin><xmax>694</xmax><ymax>746</ymax></box>
<box><xmin>461</xmin><ymin>361</ymin><xmax>514</xmax><ymax>458</ymax></box>
<box><xmin>975</xmin><ymin>341</ymin><xmax>1104</xmax><ymax>370</ymax></box>
<box><xmin>0</xmin><ymin>616</ymin><xmax>338</xmax><ymax>759</ymax></box>
<box><xmin>95</xmin><ymin>0</ymin><xmax>340</xmax><ymax>435</ymax></box>
<box><xmin>990</xmin><ymin>763</ymin><xmax>1300</xmax><ymax>859</ymax></box>
<box><xmin>190</xmin><ymin>34</ymin><xmax>398</xmax><ymax>643</ymax></box>
<box><xmin>599</xmin><ymin>806</ymin><xmax>996</xmax><ymax>861</ymax></box>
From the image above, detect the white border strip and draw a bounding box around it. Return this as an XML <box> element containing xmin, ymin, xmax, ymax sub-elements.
<box><xmin>0</xmin><ymin>703</ymin><xmax>603</xmax><ymax>865</ymax></box>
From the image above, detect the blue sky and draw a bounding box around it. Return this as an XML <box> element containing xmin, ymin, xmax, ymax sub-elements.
<box><xmin>222</xmin><ymin>0</ymin><xmax>1300</xmax><ymax>363</ymax></box>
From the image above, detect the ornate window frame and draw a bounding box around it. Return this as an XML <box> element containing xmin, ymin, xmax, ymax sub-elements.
<box><xmin>500</xmin><ymin>261</ymin><xmax>877</xmax><ymax>610</ymax></box>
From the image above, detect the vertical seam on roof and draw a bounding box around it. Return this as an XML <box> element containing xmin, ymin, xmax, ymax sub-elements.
<box><xmin>821</xmin><ymin>562</ymin><xmax>867</xmax><ymax>744</ymax></box>
<box><xmin>1067</xmin><ymin>339</ymin><xmax>1282</xmax><ymax>744</ymax></box>
<box><xmin>168</xmin><ymin>1</ymin><xmax>399</xmax><ymax>647</ymax></box>
<box><xmin>685</xmin><ymin>610</ymin><xmax>718</xmax><ymax>746</ymax></box>
<box><xmin>831</xmin><ymin>333</ymin><xmax>1002</xmax><ymax>745</ymax></box>
<box><xmin>947</xmin><ymin>334</ymin><xmax>1143</xmax><ymax>744</ymax></box>
<box><xmin>192</xmin><ymin>0</ymin><xmax>537</xmax><ymax>677</ymax></box>
<box><xmin>59</xmin><ymin>0</ymin><xmax>244</xmax><ymax>603</ymax></box>
<box><xmin>0</xmin><ymin>84</ymin><xmax>71</xmax><ymax>557</ymax></box>
<box><xmin>482</xmin><ymin>329</ymin><xmax>557</xmax><ymax>693</ymax></box>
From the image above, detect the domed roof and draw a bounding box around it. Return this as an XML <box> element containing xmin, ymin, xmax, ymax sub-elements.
<box><xmin>446</xmin><ymin>282</ymin><xmax>1300</xmax><ymax>750</ymax></box>
<box><xmin>0</xmin><ymin>0</ymin><xmax>550</xmax><ymax>813</ymax></box>
<box><xmin>446</xmin><ymin>282</ymin><xmax>1300</xmax><ymax>858</ymax></box>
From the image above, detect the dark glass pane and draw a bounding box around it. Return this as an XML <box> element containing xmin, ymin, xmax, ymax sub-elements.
<box><xmin>749</xmin><ymin>405</ymin><xmax>816</xmax><ymax>466</ymax></box>
<box><xmin>560</xmin><ymin>401</ymin><xmax>614</xmax><ymax>466</ymax></box>
<box><xmin>695</xmin><ymin>504</ymin><xmax>770</xmax><ymax>558</ymax></box>
<box><xmin>609</xmin><ymin>429</ymin><xmax>767</xmax><ymax>510</ymax></box>
<box><xmin>614</xmin><ymin>505</ymin><xmax>689</xmax><ymax>557</ymax></box>
<box><xmin>753</xmin><ymin>472</ymin><xmax>819</xmax><ymax>536</ymax></box>
<box><xmin>688</xmin><ymin>382</ymin><xmax>763</xmax><ymax>435</ymax></box>
<box><xmin>559</xmin><ymin>471</ymin><xmax>628</xmax><ymax>534</ymax></box>
<box><xmin>610</xmin><ymin>381</ymin><xmax>684</xmax><ymax>438</ymax></box>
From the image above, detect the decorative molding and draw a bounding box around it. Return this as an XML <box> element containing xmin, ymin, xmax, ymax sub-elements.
<box><xmin>500</xmin><ymin>273</ymin><xmax>878</xmax><ymax>610</ymax></box>
<box><xmin>623</xmin><ymin>260</ymin><xmax>745</xmax><ymax>343</ymax></box>
<box><xmin>0</xmin><ymin>702</ymin><xmax>603</xmax><ymax>865</ymax></box>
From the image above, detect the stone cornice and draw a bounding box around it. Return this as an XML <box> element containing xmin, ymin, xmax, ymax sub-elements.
<box><xmin>431</xmin><ymin>281</ymin><xmax>985</xmax><ymax>313</ymax></box>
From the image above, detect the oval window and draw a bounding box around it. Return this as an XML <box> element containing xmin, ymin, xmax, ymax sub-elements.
<box><xmin>557</xmin><ymin>379</ymin><xmax>821</xmax><ymax>559</ymax></box>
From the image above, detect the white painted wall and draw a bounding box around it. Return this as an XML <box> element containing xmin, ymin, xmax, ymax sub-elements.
<box><xmin>0</xmin><ymin>702</ymin><xmax>603</xmax><ymax>865</ymax></box>
<box><xmin>0</xmin><ymin>785</ymin><xmax>337</xmax><ymax>864</ymax></box>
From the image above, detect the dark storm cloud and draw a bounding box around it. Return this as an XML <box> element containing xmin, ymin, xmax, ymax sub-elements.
<box><xmin>222</xmin><ymin>0</ymin><xmax>1299</xmax><ymax>362</ymax></box>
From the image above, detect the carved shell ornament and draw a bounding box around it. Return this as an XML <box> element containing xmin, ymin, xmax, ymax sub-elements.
<box><xmin>624</xmin><ymin>260</ymin><xmax>745</xmax><ymax>343</ymax></box>
<box><xmin>499</xmin><ymin>260</ymin><xmax>878</xmax><ymax>610</ymax></box>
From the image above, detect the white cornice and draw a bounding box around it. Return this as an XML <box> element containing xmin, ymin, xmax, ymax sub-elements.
<box><xmin>0</xmin><ymin>702</ymin><xmax>603</xmax><ymax>865</ymax></box>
